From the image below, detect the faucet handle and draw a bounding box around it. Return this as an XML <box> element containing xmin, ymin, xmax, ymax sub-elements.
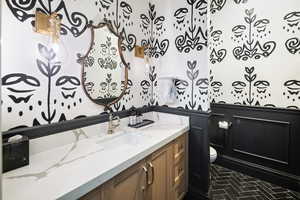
<box><xmin>112</xmin><ymin>115</ymin><xmax>120</xmax><ymax>127</ymax></box>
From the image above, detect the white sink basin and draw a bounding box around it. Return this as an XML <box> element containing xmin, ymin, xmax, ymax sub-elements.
<box><xmin>96</xmin><ymin>132</ymin><xmax>152</xmax><ymax>150</ymax></box>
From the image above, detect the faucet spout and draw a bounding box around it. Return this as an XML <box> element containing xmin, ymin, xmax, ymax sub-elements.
<box><xmin>107</xmin><ymin>113</ymin><xmax>121</xmax><ymax>135</ymax></box>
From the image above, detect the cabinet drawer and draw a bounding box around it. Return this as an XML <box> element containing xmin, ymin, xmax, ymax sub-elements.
<box><xmin>173</xmin><ymin>158</ymin><xmax>185</xmax><ymax>186</ymax></box>
<box><xmin>173</xmin><ymin>134</ymin><xmax>185</xmax><ymax>164</ymax></box>
<box><xmin>174</xmin><ymin>180</ymin><xmax>186</xmax><ymax>200</ymax></box>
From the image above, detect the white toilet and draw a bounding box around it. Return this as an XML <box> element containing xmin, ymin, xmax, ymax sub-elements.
<box><xmin>209</xmin><ymin>146</ymin><xmax>218</xmax><ymax>198</ymax></box>
<box><xmin>210</xmin><ymin>146</ymin><xmax>217</xmax><ymax>163</ymax></box>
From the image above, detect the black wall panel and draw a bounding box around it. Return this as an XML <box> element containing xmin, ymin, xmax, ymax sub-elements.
<box><xmin>210</xmin><ymin>103</ymin><xmax>300</xmax><ymax>191</ymax></box>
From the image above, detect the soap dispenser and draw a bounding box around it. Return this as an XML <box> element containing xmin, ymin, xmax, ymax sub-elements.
<box><xmin>136</xmin><ymin>111</ymin><xmax>143</xmax><ymax>124</ymax></box>
<box><xmin>129</xmin><ymin>107</ymin><xmax>137</xmax><ymax>126</ymax></box>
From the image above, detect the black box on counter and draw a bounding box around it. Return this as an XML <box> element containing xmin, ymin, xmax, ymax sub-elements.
<box><xmin>3</xmin><ymin>135</ymin><xmax>29</xmax><ymax>173</ymax></box>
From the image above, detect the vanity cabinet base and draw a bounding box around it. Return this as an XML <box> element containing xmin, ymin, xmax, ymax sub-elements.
<box><xmin>79</xmin><ymin>132</ymin><xmax>188</xmax><ymax>200</ymax></box>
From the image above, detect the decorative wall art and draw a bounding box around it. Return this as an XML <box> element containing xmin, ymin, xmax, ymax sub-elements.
<box><xmin>209</xmin><ymin>0</ymin><xmax>300</xmax><ymax>109</ymax></box>
<box><xmin>210</xmin><ymin>0</ymin><xmax>226</xmax><ymax>14</ymax></box>
<box><xmin>230</xmin><ymin>67</ymin><xmax>272</xmax><ymax>106</ymax></box>
<box><xmin>233</xmin><ymin>0</ymin><xmax>248</xmax><ymax>4</ymax></box>
<box><xmin>281</xmin><ymin>10</ymin><xmax>299</xmax><ymax>109</ymax></box>
<box><xmin>2</xmin><ymin>43</ymin><xmax>82</xmax><ymax>130</ymax></box>
<box><xmin>173</xmin><ymin>0</ymin><xmax>207</xmax><ymax>53</ymax></box>
<box><xmin>209</xmin><ymin>70</ymin><xmax>224</xmax><ymax>104</ymax></box>
<box><xmin>283</xmin><ymin>80</ymin><xmax>300</xmax><ymax>109</ymax></box>
<box><xmin>175</xmin><ymin>61</ymin><xmax>208</xmax><ymax>111</ymax></box>
<box><xmin>3</xmin><ymin>0</ymin><xmax>300</xmax><ymax>132</ymax></box>
<box><xmin>158</xmin><ymin>0</ymin><xmax>209</xmax><ymax>111</ymax></box>
<box><xmin>285</xmin><ymin>37</ymin><xmax>300</xmax><ymax>55</ymax></box>
<box><xmin>5</xmin><ymin>0</ymin><xmax>88</xmax><ymax>37</ymax></box>
<box><xmin>95</xmin><ymin>0</ymin><xmax>137</xmax><ymax>52</ymax></box>
<box><xmin>209</xmin><ymin>24</ymin><xmax>227</xmax><ymax>64</ymax></box>
<box><xmin>140</xmin><ymin>66</ymin><xmax>158</xmax><ymax>106</ymax></box>
<box><xmin>2</xmin><ymin>0</ymin><xmax>205</xmax><ymax>131</ymax></box>
<box><xmin>113</xmin><ymin>79</ymin><xmax>133</xmax><ymax>111</ymax></box>
<box><xmin>140</xmin><ymin>2</ymin><xmax>170</xmax><ymax>58</ymax></box>
<box><xmin>2</xmin><ymin>0</ymin><xmax>150</xmax><ymax>131</ymax></box>
<box><xmin>210</xmin><ymin>0</ymin><xmax>248</xmax><ymax>14</ymax></box>
<box><xmin>231</xmin><ymin>8</ymin><xmax>276</xmax><ymax>61</ymax></box>
<box><xmin>283</xmin><ymin>11</ymin><xmax>300</xmax><ymax>55</ymax></box>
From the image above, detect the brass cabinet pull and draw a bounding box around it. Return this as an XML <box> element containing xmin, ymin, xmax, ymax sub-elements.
<box><xmin>179</xmin><ymin>144</ymin><xmax>183</xmax><ymax>150</ymax></box>
<box><xmin>174</xmin><ymin>142</ymin><xmax>185</xmax><ymax>160</ymax></box>
<box><xmin>175</xmin><ymin>150</ymin><xmax>184</xmax><ymax>159</ymax></box>
<box><xmin>150</xmin><ymin>162</ymin><xmax>155</xmax><ymax>185</ymax></box>
<box><xmin>142</xmin><ymin>165</ymin><xmax>148</xmax><ymax>191</ymax></box>
<box><xmin>147</xmin><ymin>162</ymin><xmax>154</xmax><ymax>186</ymax></box>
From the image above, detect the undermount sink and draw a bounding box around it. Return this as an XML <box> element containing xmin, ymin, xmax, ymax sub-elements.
<box><xmin>96</xmin><ymin>132</ymin><xmax>152</xmax><ymax>150</ymax></box>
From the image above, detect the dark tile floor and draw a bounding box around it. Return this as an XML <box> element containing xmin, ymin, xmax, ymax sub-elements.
<box><xmin>209</xmin><ymin>164</ymin><xmax>300</xmax><ymax>200</ymax></box>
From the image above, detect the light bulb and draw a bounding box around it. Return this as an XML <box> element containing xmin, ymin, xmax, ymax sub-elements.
<box><xmin>47</xmin><ymin>37</ymin><xmax>69</xmax><ymax>67</ymax></box>
<box><xmin>145</xmin><ymin>56</ymin><xmax>150</xmax><ymax>75</ymax></box>
<box><xmin>51</xmin><ymin>42</ymin><xmax>59</xmax><ymax>53</ymax></box>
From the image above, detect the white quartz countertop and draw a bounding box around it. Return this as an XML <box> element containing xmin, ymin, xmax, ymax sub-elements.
<box><xmin>3</xmin><ymin>112</ymin><xmax>189</xmax><ymax>200</ymax></box>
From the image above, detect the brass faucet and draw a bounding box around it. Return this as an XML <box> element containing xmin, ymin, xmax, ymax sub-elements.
<box><xmin>107</xmin><ymin>113</ymin><xmax>121</xmax><ymax>134</ymax></box>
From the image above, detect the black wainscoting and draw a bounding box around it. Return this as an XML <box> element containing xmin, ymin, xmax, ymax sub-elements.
<box><xmin>209</xmin><ymin>103</ymin><xmax>300</xmax><ymax>192</ymax></box>
<box><xmin>2</xmin><ymin>106</ymin><xmax>152</xmax><ymax>140</ymax></box>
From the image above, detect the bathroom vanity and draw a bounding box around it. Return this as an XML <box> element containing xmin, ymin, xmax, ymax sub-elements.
<box><xmin>81</xmin><ymin>133</ymin><xmax>187</xmax><ymax>200</ymax></box>
<box><xmin>3</xmin><ymin>112</ymin><xmax>189</xmax><ymax>200</ymax></box>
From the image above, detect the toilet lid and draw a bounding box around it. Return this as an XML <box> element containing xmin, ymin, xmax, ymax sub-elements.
<box><xmin>210</xmin><ymin>147</ymin><xmax>217</xmax><ymax>156</ymax></box>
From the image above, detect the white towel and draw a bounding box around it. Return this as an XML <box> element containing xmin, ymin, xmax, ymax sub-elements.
<box><xmin>158</xmin><ymin>77</ymin><xmax>177</xmax><ymax>105</ymax></box>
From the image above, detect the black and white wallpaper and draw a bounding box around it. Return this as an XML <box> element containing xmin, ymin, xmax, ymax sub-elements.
<box><xmin>137</xmin><ymin>0</ymin><xmax>209</xmax><ymax>111</ymax></box>
<box><xmin>1</xmin><ymin>0</ymin><xmax>151</xmax><ymax>131</ymax></box>
<box><xmin>4</xmin><ymin>0</ymin><xmax>298</xmax><ymax>131</ymax></box>
<box><xmin>209</xmin><ymin>0</ymin><xmax>300</xmax><ymax>109</ymax></box>
<box><xmin>2</xmin><ymin>0</ymin><xmax>210</xmax><ymax>131</ymax></box>
<box><xmin>174</xmin><ymin>60</ymin><xmax>209</xmax><ymax>111</ymax></box>
<box><xmin>153</xmin><ymin>0</ymin><xmax>209</xmax><ymax>111</ymax></box>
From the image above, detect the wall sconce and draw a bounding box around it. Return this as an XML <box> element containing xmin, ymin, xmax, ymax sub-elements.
<box><xmin>134</xmin><ymin>45</ymin><xmax>151</xmax><ymax>74</ymax></box>
<box><xmin>35</xmin><ymin>11</ymin><xmax>61</xmax><ymax>43</ymax></box>
<box><xmin>34</xmin><ymin>10</ymin><xmax>68</xmax><ymax>65</ymax></box>
<box><xmin>134</xmin><ymin>45</ymin><xmax>145</xmax><ymax>59</ymax></box>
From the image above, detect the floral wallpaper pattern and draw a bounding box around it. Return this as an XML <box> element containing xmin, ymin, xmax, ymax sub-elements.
<box><xmin>2</xmin><ymin>0</ymin><xmax>209</xmax><ymax>132</ymax></box>
<box><xmin>154</xmin><ymin>0</ymin><xmax>209</xmax><ymax>111</ymax></box>
<box><xmin>173</xmin><ymin>0</ymin><xmax>207</xmax><ymax>53</ymax></box>
<box><xmin>5</xmin><ymin>0</ymin><xmax>88</xmax><ymax>37</ymax></box>
<box><xmin>175</xmin><ymin>61</ymin><xmax>208</xmax><ymax>110</ymax></box>
<box><xmin>2</xmin><ymin>0</ymin><xmax>148</xmax><ymax>131</ymax></box>
<box><xmin>231</xmin><ymin>8</ymin><xmax>276</xmax><ymax>61</ymax></box>
<box><xmin>140</xmin><ymin>2</ymin><xmax>170</xmax><ymax>58</ymax></box>
<box><xmin>209</xmin><ymin>0</ymin><xmax>300</xmax><ymax>109</ymax></box>
<box><xmin>3</xmin><ymin>0</ymin><xmax>300</xmax><ymax>132</ymax></box>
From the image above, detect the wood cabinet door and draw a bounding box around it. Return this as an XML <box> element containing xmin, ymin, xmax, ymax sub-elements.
<box><xmin>146</xmin><ymin>145</ymin><xmax>172</xmax><ymax>200</ymax></box>
<box><xmin>171</xmin><ymin>133</ymin><xmax>188</xmax><ymax>200</ymax></box>
<box><xmin>103</xmin><ymin>160</ymin><xmax>147</xmax><ymax>200</ymax></box>
<box><xmin>79</xmin><ymin>187</ymin><xmax>103</xmax><ymax>200</ymax></box>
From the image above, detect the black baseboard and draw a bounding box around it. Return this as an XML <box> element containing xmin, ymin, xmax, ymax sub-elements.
<box><xmin>185</xmin><ymin>185</ymin><xmax>209</xmax><ymax>200</ymax></box>
<box><xmin>216</xmin><ymin>154</ymin><xmax>300</xmax><ymax>192</ymax></box>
